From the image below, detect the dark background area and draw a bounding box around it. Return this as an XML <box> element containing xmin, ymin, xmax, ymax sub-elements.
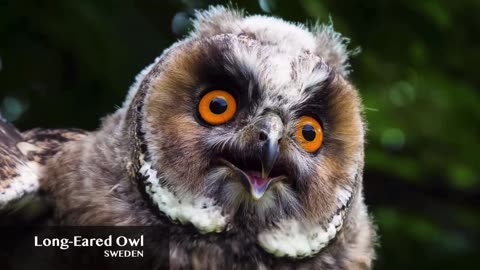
<box><xmin>1</xmin><ymin>0</ymin><xmax>479</xmax><ymax>269</ymax></box>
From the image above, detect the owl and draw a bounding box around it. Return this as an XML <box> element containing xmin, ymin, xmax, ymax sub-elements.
<box><xmin>0</xmin><ymin>6</ymin><xmax>375</xmax><ymax>270</ymax></box>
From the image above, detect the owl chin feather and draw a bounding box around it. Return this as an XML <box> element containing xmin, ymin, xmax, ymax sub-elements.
<box><xmin>204</xmin><ymin>164</ymin><xmax>303</xmax><ymax>226</ymax></box>
<box><xmin>139</xmin><ymin>149</ymin><xmax>354</xmax><ymax>258</ymax></box>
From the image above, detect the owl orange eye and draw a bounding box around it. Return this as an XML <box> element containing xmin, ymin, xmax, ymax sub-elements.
<box><xmin>198</xmin><ymin>90</ymin><xmax>237</xmax><ymax>125</ymax></box>
<box><xmin>295</xmin><ymin>116</ymin><xmax>323</xmax><ymax>153</ymax></box>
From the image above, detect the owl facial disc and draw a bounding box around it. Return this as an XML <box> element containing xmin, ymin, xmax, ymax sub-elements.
<box><xmin>126</xmin><ymin>17</ymin><xmax>365</xmax><ymax>260</ymax></box>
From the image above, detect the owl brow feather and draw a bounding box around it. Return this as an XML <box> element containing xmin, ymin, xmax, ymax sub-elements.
<box><xmin>199</xmin><ymin>39</ymin><xmax>263</xmax><ymax>111</ymax></box>
<box><xmin>290</xmin><ymin>68</ymin><xmax>337</xmax><ymax>120</ymax></box>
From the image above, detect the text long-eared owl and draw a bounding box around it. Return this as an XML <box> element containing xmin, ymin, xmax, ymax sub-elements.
<box><xmin>0</xmin><ymin>6</ymin><xmax>376</xmax><ymax>270</ymax></box>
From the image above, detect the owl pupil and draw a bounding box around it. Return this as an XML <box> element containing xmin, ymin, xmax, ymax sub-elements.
<box><xmin>209</xmin><ymin>97</ymin><xmax>228</xmax><ymax>114</ymax></box>
<box><xmin>302</xmin><ymin>125</ymin><xmax>316</xmax><ymax>141</ymax></box>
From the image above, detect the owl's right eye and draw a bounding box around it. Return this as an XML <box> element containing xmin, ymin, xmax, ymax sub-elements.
<box><xmin>198</xmin><ymin>90</ymin><xmax>237</xmax><ymax>125</ymax></box>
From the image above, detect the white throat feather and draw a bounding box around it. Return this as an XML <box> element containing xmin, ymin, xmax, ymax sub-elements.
<box><xmin>139</xmin><ymin>157</ymin><xmax>227</xmax><ymax>234</ymax></box>
<box><xmin>258</xmin><ymin>185</ymin><xmax>353</xmax><ymax>258</ymax></box>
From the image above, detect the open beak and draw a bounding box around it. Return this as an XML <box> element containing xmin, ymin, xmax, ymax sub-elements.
<box><xmin>247</xmin><ymin>172</ymin><xmax>284</xmax><ymax>200</ymax></box>
<box><xmin>220</xmin><ymin>157</ymin><xmax>286</xmax><ymax>200</ymax></box>
<box><xmin>220</xmin><ymin>113</ymin><xmax>286</xmax><ymax>200</ymax></box>
<box><xmin>248</xmin><ymin>138</ymin><xmax>281</xmax><ymax>199</ymax></box>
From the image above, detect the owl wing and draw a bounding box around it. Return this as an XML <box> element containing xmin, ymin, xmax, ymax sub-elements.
<box><xmin>0</xmin><ymin>116</ymin><xmax>87</xmax><ymax>214</ymax></box>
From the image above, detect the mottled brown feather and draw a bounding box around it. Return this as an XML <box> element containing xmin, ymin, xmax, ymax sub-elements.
<box><xmin>0</xmin><ymin>117</ymin><xmax>88</xmax><ymax>212</ymax></box>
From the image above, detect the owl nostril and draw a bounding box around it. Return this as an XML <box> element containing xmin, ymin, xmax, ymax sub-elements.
<box><xmin>258</xmin><ymin>131</ymin><xmax>269</xmax><ymax>142</ymax></box>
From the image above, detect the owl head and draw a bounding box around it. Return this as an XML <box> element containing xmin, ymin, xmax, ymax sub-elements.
<box><xmin>125</xmin><ymin>6</ymin><xmax>365</xmax><ymax>258</ymax></box>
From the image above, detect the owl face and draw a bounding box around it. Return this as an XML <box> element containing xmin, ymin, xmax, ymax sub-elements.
<box><xmin>138</xmin><ymin>31</ymin><xmax>364</xmax><ymax>231</ymax></box>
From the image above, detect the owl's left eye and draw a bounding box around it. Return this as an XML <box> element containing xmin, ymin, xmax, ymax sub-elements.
<box><xmin>295</xmin><ymin>116</ymin><xmax>323</xmax><ymax>153</ymax></box>
<box><xmin>198</xmin><ymin>90</ymin><xmax>237</xmax><ymax>125</ymax></box>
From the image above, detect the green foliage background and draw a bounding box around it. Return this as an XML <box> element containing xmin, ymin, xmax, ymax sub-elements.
<box><xmin>0</xmin><ymin>0</ymin><xmax>479</xmax><ymax>269</ymax></box>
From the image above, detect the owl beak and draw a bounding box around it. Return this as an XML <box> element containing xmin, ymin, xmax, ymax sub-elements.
<box><xmin>218</xmin><ymin>113</ymin><xmax>286</xmax><ymax>200</ymax></box>
<box><xmin>247</xmin><ymin>139</ymin><xmax>280</xmax><ymax>200</ymax></box>
<box><xmin>259</xmin><ymin>113</ymin><xmax>283</xmax><ymax>179</ymax></box>
<box><xmin>252</xmin><ymin>114</ymin><xmax>284</xmax><ymax>199</ymax></box>
<box><xmin>261</xmin><ymin>138</ymin><xmax>280</xmax><ymax>179</ymax></box>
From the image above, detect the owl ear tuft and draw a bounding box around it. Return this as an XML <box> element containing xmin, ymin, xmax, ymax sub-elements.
<box><xmin>312</xmin><ymin>23</ymin><xmax>359</xmax><ymax>77</ymax></box>
<box><xmin>191</xmin><ymin>5</ymin><xmax>244</xmax><ymax>38</ymax></box>
<box><xmin>191</xmin><ymin>6</ymin><xmax>358</xmax><ymax>77</ymax></box>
